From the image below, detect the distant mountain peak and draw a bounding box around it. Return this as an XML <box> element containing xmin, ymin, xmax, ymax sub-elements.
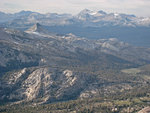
<box><xmin>78</xmin><ymin>9</ymin><xmax>95</xmax><ymax>15</ymax></box>
<box><xmin>26</xmin><ymin>23</ymin><xmax>56</xmax><ymax>35</ymax></box>
<box><xmin>97</xmin><ymin>10</ymin><xmax>107</xmax><ymax>15</ymax></box>
<box><xmin>80</xmin><ymin>9</ymin><xmax>91</xmax><ymax>13</ymax></box>
<box><xmin>26</xmin><ymin>23</ymin><xmax>45</xmax><ymax>33</ymax></box>
<box><xmin>14</xmin><ymin>10</ymin><xmax>34</xmax><ymax>17</ymax></box>
<box><xmin>77</xmin><ymin>9</ymin><xmax>107</xmax><ymax>20</ymax></box>
<box><xmin>77</xmin><ymin>9</ymin><xmax>97</xmax><ymax>20</ymax></box>
<box><xmin>18</xmin><ymin>10</ymin><xmax>33</xmax><ymax>14</ymax></box>
<box><xmin>33</xmin><ymin>23</ymin><xmax>41</xmax><ymax>29</ymax></box>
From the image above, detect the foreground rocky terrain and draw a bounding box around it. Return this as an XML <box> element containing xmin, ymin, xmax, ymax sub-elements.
<box><xmin>0</xmin><ymin>23</ymin><xmax>150</xmax><ymax>112</ymax></box>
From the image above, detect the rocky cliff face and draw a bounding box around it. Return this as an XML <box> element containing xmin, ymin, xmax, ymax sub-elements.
<box><xmin>0</xmin><ymin>67</ymin><xmax>96</xmax><ymax>104</ymax></box>
<box><xmin>1</xmin><ymin>65</ymin><xmax>149</xmax><ymax>104</ymax></box>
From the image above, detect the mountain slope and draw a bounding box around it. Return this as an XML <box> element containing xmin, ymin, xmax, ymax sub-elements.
<box><xmin>0</xmin><ymin>25</ymin><xmax>150</xmax><ymax>105</ymax></box>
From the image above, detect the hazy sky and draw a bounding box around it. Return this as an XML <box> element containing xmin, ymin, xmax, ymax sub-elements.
<box><xmin>0</xmin><ymin>0</ymin><xmax>150</xmax><ymax>17</ymax></box>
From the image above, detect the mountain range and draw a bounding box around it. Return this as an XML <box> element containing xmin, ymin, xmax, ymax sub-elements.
<box><xmin>0</xmin><ymin>9</ymin><xmax>150</xmax><ymax>112</ymax></box>
<box><xmin>0</xmin><ymin>9</ymin><xmax>150</xmax><ymax>47</ymax></box>
<box><xmin>0</xmin><ymin>23</ymin><xmax>150</xmax><ymax>106</ymax></box>
<box><xmin>1</xmin><ymin>9</ymin><xmax>150</xmax><ymax>27</ymax></box>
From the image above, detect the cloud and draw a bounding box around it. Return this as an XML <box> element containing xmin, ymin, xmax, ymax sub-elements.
<box><xmin>0</xmin><ymin>0</ymin><xmax>150</xmax><ymax>16</ymax></box>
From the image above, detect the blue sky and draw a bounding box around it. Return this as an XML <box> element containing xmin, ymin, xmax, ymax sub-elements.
<box><xmin>0</xmin><ymin>0</ymin><xmax>150</xmax><ymax>17</ymax></box>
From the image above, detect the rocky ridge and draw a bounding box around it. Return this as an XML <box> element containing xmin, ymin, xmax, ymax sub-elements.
<box><xmin>0</xmin><ymin>24</ymin><xmax>150</xmax><ymax>104</ymax></box>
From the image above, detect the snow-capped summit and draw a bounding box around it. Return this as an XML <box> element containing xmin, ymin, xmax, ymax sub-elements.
<box><xmin>78</xmin><ymin>9</ymin><xmax>93</xmax><ymax>15</ymax></box>
<box><xmin>78</xmin><ymin>9</ymin><xmax>106</xmax><ymax>16</ymax></box>
<box><xmin>76</xmin><ymin>9</ymin><xmax>98</xmax><ymax>20</ymax></box>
